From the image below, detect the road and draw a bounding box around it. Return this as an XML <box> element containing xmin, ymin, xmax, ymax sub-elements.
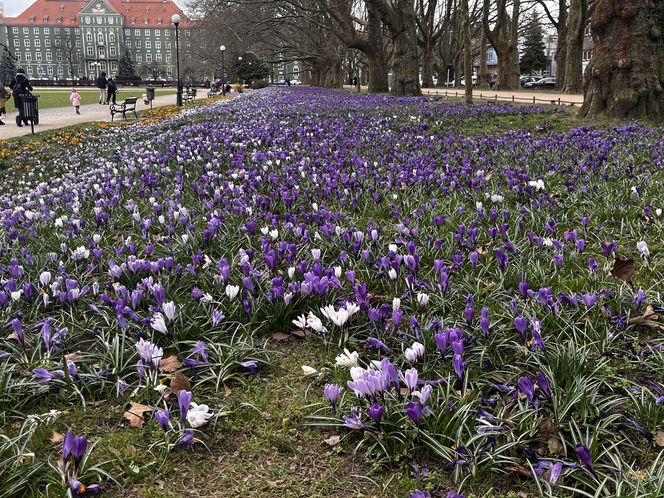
<box><xmin>0</xmin><ymin>92</ymin><xmax>180</xmax><ymax>140</ymax></box>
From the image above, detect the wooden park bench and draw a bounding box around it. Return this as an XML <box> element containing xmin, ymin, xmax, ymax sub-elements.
<box><xmin>182</xmin><ymin>91</ymin><xmax>196</xmax><ymax>104</ymax></box>
<box><xmin>109</xmin><ymin>97</ymin><xmax>139</xmax><ymax>122</ymax></box>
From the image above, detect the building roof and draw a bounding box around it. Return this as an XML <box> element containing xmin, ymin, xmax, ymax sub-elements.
<box><xmin>0</xmin><ymin>0</ymin><xmax>192</xmax><ymax>28</ymax></box>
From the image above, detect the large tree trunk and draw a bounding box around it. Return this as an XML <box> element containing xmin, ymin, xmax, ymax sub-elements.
<box><xmin>366</xmin><ymin>2</ymin><xmax>389</xmax><ymax>93</ymax></box>
<box><xmin>484</xmin><ymin>0</ymin><xmax>521</xmax><ymax>91</ymax></box>
<box><xmin>580</xmin><ymin>0</ymin><xmax>664</xmax><ymax>121</ymax></box>
<box><xmin>562</xmin><ymin>0</ymin><xmax>587</xmax><ymax>93</ymax></box>
<box><xmin>555</xmin><ymin>0</ymin><xmax>568</xmax><ymax>89</ymax></box>
<box><xmin>478</xmin><ymin>1</ymin><xmax>490</xmax><ymax>89</ymax></box>
<box><xmin>422</xmin><ymin>47</ymin><xmax>435</xmax><ymax>88</ymax></box>
<box><xmin>462</xmin><ymin>0</ymin><xmax>473</xmax><ymax>103</ymax></box>
<box><xmin>390</xmin><ymin>0</ymin><xmax>421</xmax><ymax>96</ymax></box>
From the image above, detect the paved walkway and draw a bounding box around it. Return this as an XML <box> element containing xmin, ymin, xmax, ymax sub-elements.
<box><xmin>0</xmin><ymin>92</ymin><xmax>179</xmax><ymax>140</ymax></box>
<box><xmin>343</xmin><ymin>85</ymin><xmax>584</xmax><ymax>105</ymax></box>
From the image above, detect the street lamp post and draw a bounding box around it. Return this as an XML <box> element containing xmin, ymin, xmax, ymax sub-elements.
<box><xmin>171</xmin><ymin>13</ymin><xmax>182</xmax><ymax>106</ymax></box>
<box><xmin>237</xmin><ymin>56</ymin><xmax>242</xmax><ymax>84</ymax></box>
<box><xmin>220</xmin><ymin>45</ymin><xmax>226</xmax><ymax>96</ymax></box>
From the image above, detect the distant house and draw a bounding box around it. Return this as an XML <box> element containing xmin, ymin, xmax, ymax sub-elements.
<box><xmin>582</xmin><ymin>25</ymin><xmax>594</xmax><ymax>74</ymax></box>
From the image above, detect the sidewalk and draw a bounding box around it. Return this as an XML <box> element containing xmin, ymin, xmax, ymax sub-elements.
<box><xmin>0</xmin><ymin>93</ymin><xmax>179</xmax><ymax>140</ymax></box>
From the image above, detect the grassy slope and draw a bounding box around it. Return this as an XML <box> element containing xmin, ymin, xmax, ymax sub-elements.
<box><xmin>3</xmin><ymin>88</ymin><xmax>176</xmax><ymax>111</ymax></box>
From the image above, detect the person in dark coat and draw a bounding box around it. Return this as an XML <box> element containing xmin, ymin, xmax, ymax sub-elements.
<box><xmin>96</xmin><ymin>71</ymin><xmax>108</xmax><ymax>104</ymax></box>
<box><xmin>107</xmin><ymin>77</ymin><xmax>118</xmax><ymax>105</ymax></box>
<box><xmin>10</xmin><ymin>68</ymin><xmax>33</xmax><ymax>127</ymax></box>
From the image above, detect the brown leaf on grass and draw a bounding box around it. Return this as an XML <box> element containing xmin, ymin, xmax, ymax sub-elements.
<box><xmin>508</xmin><ymin>465</ymin><xmax>533</xmax><ymax>478</ymax></box>
<box><xmin>476</xmin><ymin>245</ymin><xmax>487</xmax><ymax>255</ymax></box>
<box><xmin>323</xmin><ymin>435</ymin><xmax>341</xmax><ymax>446</ymax></box>
<box><xmin>64</xmin><ymin>352</ymin><xmax>82</xmax><ymax>362</ymax></box>
<box><xmin>484</xmin><ymin>171</ymin><xmax>494</xmax><ymax>181</ymax></box>
<box><xmin>547</xmin><ymin>436</ymin><xmax>566</xmax><ymax>456</ymax></box>
<box><xmin>367</xmin><ymin>293</ymin><xmax>385</xmax><ymax>305</ymax></box>
<box><xmin>6</xmin><ymin>332</ymin><xmax>19</xmax><ymax>341</ymax></box>
<box><xmin>159</xmin><ymin>355</ymin><xmax>182</xmax><ymax>373</ymax></box>
<box><xmin>123</xmin><ymin>402</ymin><xmax>153</xmax><ymax>428</ymax></box>
<box><xmin>610</xmin><ymin>258</ymin><xmax>636</xmax><ymax>284</ymax></box>
<box><xmin>170</xmin><ymin>372</ymin><xmax>191</xmax><ymax>394</ymax></box>
<box><xmin>271</xmin><ymin>332</ymin><xmax>291</xmax><ymax>341</ymax></box>
<box><xmin>291</xmin><ymin>329</ymin><xmax>309</xmax><ymax>338</ymax></box>
<box><xmin>51</xmin><ymin>431</ymin><xmax>64</xmax><ymax>444</ymax></box>
<box><xmin>656</xmin><ymin>431</ymin><xmax>664</xmax><ymax>447</ymax></box>
<box><xmin>628</xmin><ymin>305</ymin><xmax>664</xmax><ymax>329</ymax></box>
<box><xmin>223</xmin><ymin>384</ymin><xmax>232</xmax><ymax>397</ymax></box>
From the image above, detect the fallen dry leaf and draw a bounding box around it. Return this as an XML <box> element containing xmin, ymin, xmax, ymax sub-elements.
<box><xmin>628</xmin><ymin>305</ymin><xmax>663</xmax><ymax>329</ymax></box>
<box><xmin>656</xmin><ymin>431</ymin><xmax>664</xmax><ymax>447</ymax></box>
<box><xmin>323</xmin><ymin>435</ymin><xmax>342</xmax><ymax>446</ymax></box>
<box><xmin>547</xmin><ymin>436</ymin><xmax>566</xmax><ymax>456</ymax></box>
<box><xmin>224</xmin><ymin>384</ymin><xmax>232</xmax><ymax>397</ymax></box>
<box><xmin>271</xmin><ymin>332</ymin><xmax>291</xmax><ymax>341</ymax></box>
<box><xmin>170</xmin><ymin>371</ymin><xmax>191</xmax><ymax>394</ymax></box>
<box><xmin>484</xmin><ymin>171</ymin><xmax>494</xmax><ymax>181</ymax></box>
<box><xmin>159</xmin><ymin>355</ymin><xmax>182</xmax><ymax>373</ymax></box>
<box><xmin>123</xmin><ymin>402</ymin><xmax>153</xmax><ymax>428</ymax></box>
<box><xmin>64</xmin><ymin>352</ymin><xmax>82</xmax><ymax>362</ymax></box>
<box><xmin>610</xmin><ymin>258</ymin><xmax>636</xmax><ymax>284</ymax></box>
<box><xmin>50</xmin><ymin>431</ymin><xmax>64</xmax><ymax>444</ymax></box>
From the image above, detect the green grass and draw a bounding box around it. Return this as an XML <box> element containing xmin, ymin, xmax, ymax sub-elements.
<box><xmin>4</xmin><ymin>88</ymin><xmax>176</xmax><ymax>111</ymax></box>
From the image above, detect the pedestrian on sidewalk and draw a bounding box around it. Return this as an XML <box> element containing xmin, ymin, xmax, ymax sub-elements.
<box><xmin>70</xmin><ymin>88</ymin><xmax>81</xmax><ymax>114</ymax></box>
<box><xmin>10</xmin><ymin>68</ymin><xmax>32</xmax><ymax>127</ymax></box>
<box><xmin>107</xmin><ymin>77</ymin><xmax>117</xmax><ymax>105</ymax></box>
<box><xmin>96</xmin><ymin>71</ymin><xmax>108</xmax><ymax>104</ymax></box>
<box><xmin>0</xmin><ymin>82</ymin><xmax>10</xmax><ymax>125</ymax></box>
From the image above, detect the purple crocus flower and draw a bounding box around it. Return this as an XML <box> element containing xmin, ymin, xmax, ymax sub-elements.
<box><xmin>583</xmin><ymin>293</ymin><xmax>597</xmax><ymax>308</ymax></box>
<box><xmin>446</xmin><ymin>492</ymin><xmax>465</xmax><ymax>498</ymax></box>
<box><xmin>517</xmin><ymin>376</ymin><xmax>535</xmax><ymax>402</ymax></box>
<box><xmin>479</xmin><ymin>306</ymin><xmax>490</xmax><ymax>337</ymax></box>
<box><xmin>343</xmin><ymin>410</ymin><xmax>364</xmax><ymax>429</ymax></box>
<box><xmin>406</xmin><ymin>402</ymin><xmax>424</xmax><ymax>423</ymax></box>
<box><xmin>11</xmin><ymin>318</ymin><xmax>24</xmax><ymax>345</ymax></box>
<box><xmin>62</xmin><ymin>428</ymin><xmax>75</xmax><ymax>461</ymax></box>
<box><xmin>408</xmin><ymin>491</ymin><xmax>431</xmax><ymax>498</ymax></box>
<box><xmin>176</xmin><ymin>430</ymin><xmax>194</xmax><ymax>449</ymax></box>
<box><xmin>576</xmin><ymin>444</ymin><xmax>596</xmax><ymax>476</ymax></box>
<box><xmin>177</xmin><ymin>390</ymin><xmax>193</xmax><ymax>424</ymax></box>
<box><xmin>155</xmin><ymin>409</ymin><xmax>170</xmax><ymax>430</ymax></box>
<box><xmin>323</xmin><ymin>383</ymin><xmax>342</xmax><ymax>408</ymax></box>
<box><xmin>495</xmin><ymin>248</ymin><xmax>508</xmax><ymax>270</ymax></box>
<box><xmin>514</xmin><ymin>316</ymin><xmax>527</xmax><ymax>341</ymax></box>
<box><xmin>453</xmin><ymin>353</ymin><xmax>465</xmax><ymax>381</ymax></box>
<box><xmin>535</xmin><ymin>371</ymin><xmax>553</xmax><ymax>402</ymax></box>
<box><xmin>190</xmin><ymin>340</ymin><xmax>208</xmax><ymax>362</ymax></box>
<box><xmin>368</xmin><ymin>403</ymin><xmax>384</xmax><ymax>424</ymax></box>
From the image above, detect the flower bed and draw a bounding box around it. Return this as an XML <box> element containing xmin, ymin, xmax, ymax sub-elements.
<box><xmin>0</xmin><ymin>87</ymin><xmax>662</xmax><ymax>497</ymax></box>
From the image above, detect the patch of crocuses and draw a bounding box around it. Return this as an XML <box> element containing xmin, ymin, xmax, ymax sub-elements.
<box><xmin>0</xmin><ymin>87</ymin><xmax>663</xmax><ymax>495</ymax></box>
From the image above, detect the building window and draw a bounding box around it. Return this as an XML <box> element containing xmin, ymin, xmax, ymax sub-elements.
<box><xmin>48</xmin><ymin>66</ymin><xmax>54</xmax><ymax>75</ymax></box>
<box><xmin>108</xmin><ymin>17</ymin><xmax>114</xmax><ymax>24</ymax></box>
<box><xmin>36</xmin><ymin>52</ymin><xmax>42</xmax><ymax>61</ymax></box>
<box><xmin>88</xmin><ymin>61</ymin><xmax>95</xmax><ymax>70</ymax></box>
<box><xmin>155</xmin><ymin>41</ymin><xmax>161</xmax><ymax>49</ymax></box>
<box><xmin>27</xmin><ymin>66</ymin><xmax>33</xmax><ymax>75</ymax></box>
<box><xmin>35</xmin><ymin>39</ymin><xmax>41</xmax><ymax>47</ymax></box>
<box><xmin>57</xmin><ymin>66</ymin><xmax>63</xmax><ymax>75</ymax></box>
<box><xmin>76</xmin><ymin>40</ymin><xmax>81</xmax><ymax>48</ymax></box>
<box><xmin>38</xmin><ymin>66</ymin><xmax>45</xmax><ymax>76</ymax></box>
<box><xmin>166</xmin><ymin>53</ymin><xmax>171</xmax><ymax>63</ymax></box>
<box><xmin>16</xmin><ymin>52</ymin><xmax>21</xmax><ymax>61</ymax></box>
<box><xmin>111</xmin><ymin>61</ymin><xmax>118</xmax><ymax>71</ymax></box>
<box><xmin>99</xmin><ymin>47</ymin><xmax>105</xmax><ymax>57</ymax></box>
<box><xmin>86</xmin><ymin>32</ymin><xmax>93</xmax><ymax>43</ymax></box>
<box><xmin>100</xmin><ymin>61</ymin><xmax>106</xmax><ymax>70</ymax></box>
<box><xmin>146</xmin><ymin>53</ymin><xmax>152</xmax><ymax>62</ymax></box>
<box><xmin>85</xmin><ymin>16</ymin><xmax>90</xmax><ymax>23</ymax></box>
<box><xmin>86</xmin><ymin>46</ymin><xmax>94</xmax><ymax>56</ymax></box>
<box><xmin>46</xmin><ymin>52</ymin><xmax>53</xmax><ymax>61</ymax></box>
<box><xmin>75</xmin><ymin>28</ymin><xmax>80</xmax><ymax>34</ymax></box>
<box><xmin>155</xmin><ymin>53</ymin><xmax>162</xmax><ymax>62</ymax></box>
<box><xmin>13</xmin><ymin>39</ymin><xmax>19</xmax><ymax>47</ymax></box>
<box><xmin>25</xmin><ymin>52</ymin><xmax>32</xmax><ymax>61</ymax></box>
<box><xmin>145</xmin><ymin>41</ymin><xmax>151</xmax><ymax>49</ymax></box>
<box><xmin>124</xmin><ymin>29</ymin><xmax>130</xmax><ymax>36</ymax></box>
<box><xmin>13</xmin><ymin>27</ymin><xmax>18</xmax><ymax>33</ymax></box>
<box><xmin>136</xmin><ymin>53</ymin><xmax>142</xmax><ymax>62</ymax></box>
<box><xmin>97</xmin><ymin>33</ymin><xmax>104</xmax><ymax>44</ymax></box>
<box><xmin>155</xmin><ymin>29</ymin><xmax>160</xmax><ymax>37</ymax></box>
<box><xmin>96</xmin><ymin>16</ymin><xmax>102</xmax><ymax>24</ymax></box>
<box><xmin>44</xmin><ymin>27</ymin><xmax>50</xmax><ymax>34</ymax></box>
<box><xmin>166</xmin><ymin>42</ymin><xmax>171</xmax><ymax>49</ymax></box>
<box><xmin>126</xmin><ymin>41</ymin><xmax>132</xmax><ymax>48</ymax></box>
<box><xmin>109</xmin><ymin>32</ymin><xmax>115</xmax><ymax>43</ymax></box>
<box><xmin>24</xmin><ymin>39</ymin><xmax>30</xmax><ymax>47</ymax></box>
<box><xmin>165</xmin><ymin>29</ymin><xmax>170</xmax><ymax>37</ymax></box>
<box><xmin>23</xmin><ymin>27</ymin><xmax>29</xmax><ymax>34</ymax></box>
<box><xmin>135</xmin><ymin>29</ymin><xmax>140</xmax><ymax>36</ymax></box>
<box><xmin>145</xmin><ymin>29</ymin><xmax>150</xmax><ymax>36</ymax></box>
<box><xmin>34</xmin><ymin>27</ymin><xmax>39</xmax><ymax>34</ymax></box>
<box><xmin>55</xmin><ymin>39</ymin><xmax>61</xmax><ymax>47</ymax></box>
<box><xmin>110</xmin><ymin>46</ymin><xmax>117</xmax><ymax>56</ymax></box>
<box><xmin>45</xmin><ymin>39</ymin><xmax>51</xmax><ymax>47</ymax></box>
<box><xmin>57</xmin><ymin>53</ymin><xmax>63</xmax><ymax>61</ymax></box>
<box><xmin>58</xmin><ymin>28</ymin><xmax>63</xmax><ymax>34</ymax></box>
<box><xmin>136</xmin><ymin>41</ymin><xmax>141</xmax><ymax>48</ymax></box>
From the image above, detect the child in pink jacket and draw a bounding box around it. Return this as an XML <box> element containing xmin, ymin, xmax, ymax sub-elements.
<box><xmin>70</xmin><ymin>88</ymin><xmax>81</xmax><ymax>114</ymax></box>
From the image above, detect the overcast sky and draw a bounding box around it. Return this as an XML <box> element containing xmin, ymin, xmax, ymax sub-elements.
<box><xmin>2</xmin><ymin>0</ymin><xmax>186</xmax><ymax>17</ymax></box>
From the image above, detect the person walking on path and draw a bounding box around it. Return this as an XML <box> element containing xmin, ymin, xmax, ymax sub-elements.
<box><xmin>0</xmin><ymin>82</ymin><xmax>10</xmax><ymax>125</ymax></box>
<box><xmin>96</xmin><ymin>72</ymin><xmax>108</xmax><ymax>105</ymax></box>
<box><xmin>107</xmin><ymin>77</ymin><xmax>118</xmax><ymax>105</ymax></box>
<box><xmin>69</xmin><ymin>88</ymin><xmax>81</xmax><ymax>114</ymax></box>
<box><xmin>10</xmin><ymin>68</ymin><xmax>33</xmax><ymax>127</ymax></box>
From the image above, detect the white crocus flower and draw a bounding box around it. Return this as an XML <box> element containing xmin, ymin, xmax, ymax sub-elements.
<box><xmin>225</xmin><ymin>285</ymin><xmax>240</xmax><ymax>300</ymax></box>
<box><xmin>417</xmin><ymin>293</ymin><xmax>430</xmax><ymax>307</ymax></box>
<box><xmin>636</xmin><ymin>241</ymin><xmax>650</xmax><ymax>259</ymax></box>
<box><xmin>404</xmin><ymin>341</ymin><xmax>425</xmax><ymax>362</ymax></box>
<box><xmin>292</xmin><ymin>314</ymin><xmax>307</xmax><ymax>329</ymax></box>
<box><xmin>528</xmin><ymin>179</ymin><xmax>545</xmax><ymax>191</ymax></box>
<box><xmin>187</xmin><ymin>403</ymin><xmax>215</xmax><ymax>428</ymax></box>
<box><xmin>150</xmin><ymin>313</ymin><xmax>168</xmax><ymax>334</ymax></box>
<box><xmin>306</xmin><ymin>313</ymin><xmax>327</xmax><ymax>334</ymax></box>
<box><xmin>388</xmin><ymin>268</ymin><xmax>397</xmax><ymax>280</ymax></box>
<box><xmin>490</xmin><ymin>194</ymin><xmax>504</xmax><ymax>203</ymax></box>
<box><xmin>392</xmin><ymin>297</ymin><xmax>401</xmax><ymax>311</ymax></box>
<box><xmin>301</xmin><ymin>365</ymin><xmax>318</xmax><ymax>377</ymax></box>
<box><xmin>335</xmin><ymin>348</ymin><xmax>359</xmax><ymax>368</ymax></box>
<box><xmin>162</xmin><ymin>301</ymin><xmax>177</xmax><ymax>321</ymax></box>
<box><xmin>39</xmin><ymin>271</ymin><xmax>52</xmax><ymax>287</ymax></box>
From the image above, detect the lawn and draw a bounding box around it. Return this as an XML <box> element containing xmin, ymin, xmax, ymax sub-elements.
<box><xmin>0</xmin><ymin>88</ymin><xmax>662</xmax><ymax>498</ymax></box>
<box><xmin>4</xmin><ymin>87</ymin><xmax>176</xmax><ymax>111</ymax></box>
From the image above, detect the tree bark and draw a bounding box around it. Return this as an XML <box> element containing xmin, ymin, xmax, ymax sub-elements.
<box><xmin>484</xmin><ymin>0</ymin><xmax>521</xmax><ymax>90</ymax></box>
<box><xmin>366</xmin><ymin>3</ymin><xmax>389</xmax><ymax>92</ymax></box>
<box><xmin>478</xmin><ymin>0</ymin><xmax>490</xmax><ymax>89</ymax></box>
<box><xmin>580</xmin><ymin>0</ymin><xmax>664</xmax><ymax>121</ymax></box>
<box><xmin>462</xmin><ymin>0</ymin><xmax>473</xmax><ymax>103</ymax></box>
<box><xmin>562</xmin><ymin>0</ymin><xmax>587</xmax><ymax>93</ymax></box>
<box><xmin>556</xmin><ymin>0</ymin><xmax>568</xmax><ymax>89</ymax></box>
<box><xmin>422</xmin><ymin>47</ymin><xmax>435</xmax><ymax>88</ymax></box>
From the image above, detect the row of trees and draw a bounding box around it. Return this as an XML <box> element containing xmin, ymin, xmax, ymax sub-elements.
<box><xmin>185</xmin><ymin>0</ymin><xmax>662</xmax><ymax>119</ymax></box>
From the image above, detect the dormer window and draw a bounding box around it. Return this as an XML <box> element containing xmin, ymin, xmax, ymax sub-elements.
<box><xmin>29</xmin><ymin>16</ymin><xmax>36</xmax><ymax>22</ymax></box>
<box><xmin>43</xmin><ymin>16</ymin><xmax>49</xmax><ymax>22</ymax></box>
<box><xmin>57</xmin><ymin>16</ymin><xmax>63</xmax><ymax>23</ymax></box>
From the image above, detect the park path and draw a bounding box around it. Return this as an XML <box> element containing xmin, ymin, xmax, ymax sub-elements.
<box><xmin>0</xmin><ymin>92</ymin><xmax>179</xmax><ymax>140</ymax></box>
<box><xmin>343</xmin><ymin>84</ymin><xmax>584</xmax><ymax>106</ymax></box>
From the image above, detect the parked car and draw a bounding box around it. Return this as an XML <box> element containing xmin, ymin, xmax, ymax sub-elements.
<box><xmin>290</xmin><ymin>79</ymin><xmax>302</xmax><ymax>85</ymax></box>
<box><xmin>520</xmin><ymin>75</ymin><xmax>541</xmax><ymax>87</ymax></box>
<box><xmin>532</xmin><ymin>77</ymin><xmax>557</xmax><ymax>88</ymax></box>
